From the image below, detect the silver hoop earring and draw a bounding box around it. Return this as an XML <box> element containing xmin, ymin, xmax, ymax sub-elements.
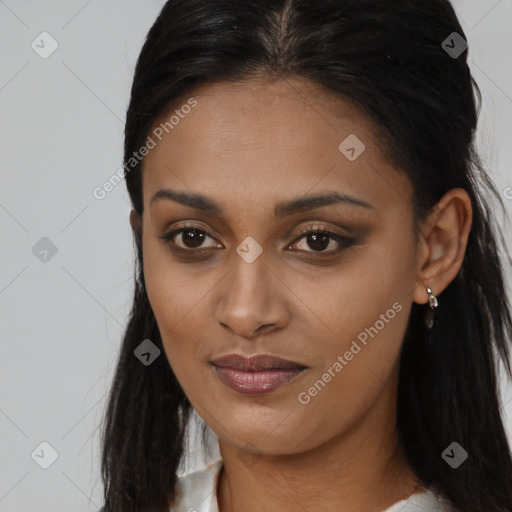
<box><xmin>424</xmin><ymin>287</ymin><xmax>438</xmax><ymax>330</ymax></box>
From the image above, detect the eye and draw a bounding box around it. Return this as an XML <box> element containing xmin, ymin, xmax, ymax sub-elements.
<box><xmin>157</xmin><ymin>225</ymin><xmax>221</xmax><ymax>251</ymax></box>
<box><xmin>287</xmin><ymin>226</ymin><xmax>355</xmax><ymax>255</ymax></box>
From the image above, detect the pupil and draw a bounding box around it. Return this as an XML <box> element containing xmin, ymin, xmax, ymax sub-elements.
<box><xmin>183</xmin><ymin>229</ymin><xmax>205</xmax><ymax>248</ymax></box>
<box><xmin>308</xmin><ymin>233</ymin><xmax>329</xmax><ymax>252</ymax></box>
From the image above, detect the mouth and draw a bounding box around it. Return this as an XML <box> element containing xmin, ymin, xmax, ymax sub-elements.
<box><xmin>210</xmin><ymin>353</ymin><xmax>308</xmax><ymax>396</ymax></box>
<box><xmin>210</xmin><ymin>353</ymin><xmax>306</xmax><ymax>371</ymax></box>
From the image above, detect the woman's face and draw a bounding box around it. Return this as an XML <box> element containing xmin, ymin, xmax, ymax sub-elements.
<box><xmin>137</xmin><ymin>77</ymin><xmax>422</xmax><ymax>455</ymax></box>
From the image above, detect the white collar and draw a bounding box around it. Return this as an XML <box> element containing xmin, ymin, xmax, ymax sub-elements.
<box><xmin>171</xmin><ymin>457</ymin><xmax>223</xmax><ymax>512</ymax></box>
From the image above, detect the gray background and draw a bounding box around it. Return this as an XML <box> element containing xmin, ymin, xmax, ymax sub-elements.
<box><xmin>0</xmin><ymin>1</ymin><xmax>511</xmax><ymax>510</ymax></box>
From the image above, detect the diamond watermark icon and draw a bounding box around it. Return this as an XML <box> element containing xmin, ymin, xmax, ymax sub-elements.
<box><xmin>32</xmin><ymin>237</ymin><xmax>58</xmax><ymax>263</ymax></box>
<box><xmin>31</xmin><ymin>31</ymin><xmax>59</xmax><ymax>59</ymax></box>
<box><xmin>441</xmin><ymin>32</ymin><xmax>468</xmax><ymax>59</ymax></box>
<box><xmin>31</xmin><ymin>441</ymin><xmax>59</xmax><ymax>469</ymax></box>
<box><xmin>134</xmin><ymin>339</ymin><xmax>161</xmax><ymax>366</ymax></box>
<box><xmin>237</xmin><ymin>442</ymin><xmax>263</xmax><ymax>468</ymax></box>
<box><xmin>236</xmin><ymin>236</ymin><xmax>263</xmax><ymax>263</ymax></box>
<box><xmin>441</xmin><ymin>441</ymin><xmax>468</xmax><ymax>469</ymax></box>
<box><xmin>338</xmin><ymin>134</ymin><xmax>366</xmax><ymax>161</ymax></box>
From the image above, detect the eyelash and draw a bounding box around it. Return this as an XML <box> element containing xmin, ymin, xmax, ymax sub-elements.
<box><xmin>157</xmin><ymin>223</ymin><xmax>356</xmax><ymax>258</ymax></box>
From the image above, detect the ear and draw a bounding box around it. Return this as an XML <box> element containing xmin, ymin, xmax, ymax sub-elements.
<box><xmin>412</xmin><ymin>188</ymin><xmax>473</xmax><ymax>306</ymax></box>
<box><xmin>129</xmin><ymin>209</ymin><xmax>142</xmax><ymax>248</ymax></box>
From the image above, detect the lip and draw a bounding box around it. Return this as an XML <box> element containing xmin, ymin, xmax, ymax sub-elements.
<box><xmin>210</xmin><ymin>353</ymin><xmax>307</xmax><ymax>396</ymax></box>
<box><xmin>212</xmin><ymin>366</ymin><xmax>307</xmax><ymax>395</ymax></box>
<box><xmin>210</xmin><ymin>353</ymin><xmax>306</xmax><ymax>371</ymax></box>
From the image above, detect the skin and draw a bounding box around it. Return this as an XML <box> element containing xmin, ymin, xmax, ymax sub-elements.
<box><xmin>129</xmin><ymin>77</ymin><xmax>473</xmax><ymax>512</ymax></box>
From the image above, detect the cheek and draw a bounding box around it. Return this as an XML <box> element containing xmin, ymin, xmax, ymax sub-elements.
<box><xmin>292</xmin><ymin>236</ymin><xmax>414</xmax><ymax>417</ymax></box>
<box><xmin>141</xmin><ymin>239</ymin><xmax>201</xmax><ymax>369</ymax></box>
<box><xmin>291</xmin><ymin>299</ymin><xmax>411</xmax><ymax>451</ymax></box>
<box><xmin>142</xmin><ymin>230</ymin><xmax>204</xmax><ymax>322</ymax></box>
<box><xmin>295</xmin><ymin>231</ymin><xmax>414</xmax><ymax>345</ymax></box>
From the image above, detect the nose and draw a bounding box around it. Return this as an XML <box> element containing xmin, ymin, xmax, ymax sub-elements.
<box><xmin>220</xmin><ymin>321</ymin><xmax>276</xmax><ymax>339</ymax></box>
<box><xmin>214</xmin><ymin>256</ymin><xmax>290</xmax><ymax>340</ymax></box>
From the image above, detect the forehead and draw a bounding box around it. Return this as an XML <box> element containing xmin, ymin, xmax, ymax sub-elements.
<box><xmin>141</xmin><ymin>77</ymin><xmax>412</xmax><ymax>216</ymax></box>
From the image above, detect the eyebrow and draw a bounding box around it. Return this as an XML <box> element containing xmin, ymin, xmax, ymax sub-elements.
<box><xmin>150</xmin><ymin>188</ymin><xmax>374</xmax><ymax>217</ymax></box>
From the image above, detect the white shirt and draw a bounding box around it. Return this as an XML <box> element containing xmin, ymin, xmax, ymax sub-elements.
<box><xmin>170</xmin><ymin>457</ymin><xmax>457</xmax><ymax>512</ymax></box>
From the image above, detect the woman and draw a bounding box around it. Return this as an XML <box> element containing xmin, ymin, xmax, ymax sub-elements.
<box><xmin>99</xmin><ymin>1</ymin><xmax>512</xmax><ymax>511</ymax></box>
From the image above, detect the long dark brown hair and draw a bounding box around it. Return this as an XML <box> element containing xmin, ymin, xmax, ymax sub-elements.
<box><xmin>99</xmin><ymin>1</ymin><xmax>512</xmax><ymax>510</ymax></box>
